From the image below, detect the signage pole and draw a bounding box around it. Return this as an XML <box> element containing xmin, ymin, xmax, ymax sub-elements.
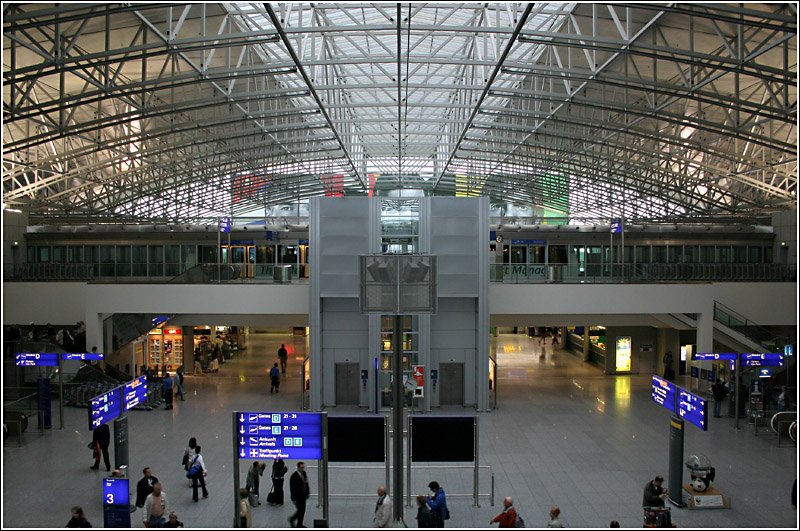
<box><xmin>322</xmin><ymin>412</ymin><xmax>329</xmax><ymax>521</ymax></box>
<box><xmin>735</xmin><ymin>354</ymin><xmax>741</xmax><ymax>430</ymax></box>
<box><xmin>406</xmin><ymin>414</ymin><xmax>411</xmax><ymax>508</ymax></box>
<box><xmin>473</xmin><ymin>415</ymin><xmax>479</xmax><ymax>507</ymax></box>
<box><xmin>392</xmin><ymin>314</ymin><xmax>404</xmax><ymax>524</ymax></box>
<box><xmin>385</xmin><ymin>416</ymin><xmax>391</xmax><ymax>498</ymax></box>
<box><xmin>58</xmin><ymin>354</ymin><xmax>64</xmax><ymax>429</ymax></box>
<box><xmin>668</xmin><ymin>416</ymin><xmax>686</xmax><ymax>507</ymax></box>
<box><xmin>217</xmin><ymin>220</ymin><xmax>222</xmax><ymax>284</ymax></box>
<box><xmin>233</xmin><ymin>412</ymin><xmax>240</xmax><ymax>528</ymax></box>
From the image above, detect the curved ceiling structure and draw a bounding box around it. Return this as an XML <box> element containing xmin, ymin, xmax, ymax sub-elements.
<box><xmin>3</xmin><ymin>3</ymin><xmax>797</xmax><ymax>224</ymax></box>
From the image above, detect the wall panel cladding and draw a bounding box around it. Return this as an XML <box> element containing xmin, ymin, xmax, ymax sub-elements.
<box><xmin>317</xmin><ymin>198</ymin><xmax>371</xmax><ymax>297</ymax></box>
<box><xmin>431</xmin><ymin>298</ymin><xmax>477</xmax><ymax>350</ymax></box>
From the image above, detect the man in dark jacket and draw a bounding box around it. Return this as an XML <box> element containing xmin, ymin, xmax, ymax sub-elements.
<box><xmin>643</xmin><ymin>475</ymin><xmax>667</xmax><ymax>507</ymax></box>
<box><xmin>90</xmin><ymin>423</ymin><xmax>111</xmax><ymax>471</ymax></box>
<box><xmin>288</xmin><ymin>462</ymin><xmax>310</xmax><ymax>528</ymax></box>
<box><xmin>711</xmin><ymin>379</ymin><xmax>729</xmax><ymax>418</ymax></box>
<box><xmin>426</xmin><ymin>481</ymin><xmax>448</xmax><ymax>528</ymax></box>
<box><xmin>136</xmin><ymin>467</ymin><xmax>160</xmax><ymax>508</ymax></box>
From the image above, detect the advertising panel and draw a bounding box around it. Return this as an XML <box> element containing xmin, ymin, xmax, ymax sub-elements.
<box><xmin>615</xmin><ymin>337</ymin><xmax>632</xmax><ymax>372</ymax></box>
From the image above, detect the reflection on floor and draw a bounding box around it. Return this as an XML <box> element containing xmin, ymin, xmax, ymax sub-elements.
<box><xmin>2</xmin><ymin>332</ymin><xmax>796</xmax><ymax>528</ymax></box>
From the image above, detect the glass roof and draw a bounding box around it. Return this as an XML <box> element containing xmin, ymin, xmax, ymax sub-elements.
<box><xmin>2</xmin><ymin>3</ymin><xmax>796</xmax><ymax>224</ymax></box>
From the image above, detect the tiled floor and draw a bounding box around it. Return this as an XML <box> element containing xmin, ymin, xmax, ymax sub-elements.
<box><xmin>2</xmin><ymin>332</ymin><xmax>797</xmax><ymax>528</ymax></box>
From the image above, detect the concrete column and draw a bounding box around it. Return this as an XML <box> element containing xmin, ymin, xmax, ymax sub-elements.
<box><xmin>85</xmin><ymin>313</ymin><xmax>104</xmax><ymax>356</ymax></box>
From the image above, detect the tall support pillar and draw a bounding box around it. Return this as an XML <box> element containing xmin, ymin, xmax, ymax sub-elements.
<box><xmin>583</xmin><ymin>326</ymin><xmax>591</xmax><ymax>362</ymax></box>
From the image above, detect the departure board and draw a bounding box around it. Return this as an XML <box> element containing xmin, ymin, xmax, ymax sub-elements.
<box><xmin>678</xmin><ymin>388</ymin><xmax>708</xmax><ymax>430</ymax></box>
<box><xmin>89</xmin><ymin>388</ymin><xmax>122</xmax><ymax>430</ymax></box>
<box><xmin>236</xmin><ymin>412</ymin><xmax>323</xmax><ymax>460</ymax></box>
<box><xmin>122</xmin><ymin>376</ymin><xmax>148</xmax><ymax>411</ymax></box>
<box><xmin>15</xmin><ymin>353</ymin><xmax>59</xmax><ymax>366</ymax></box>
<box><xmin>651</xmin><ymin>375</ymin><xmax>676</xmax><ymax>412</ymax></box>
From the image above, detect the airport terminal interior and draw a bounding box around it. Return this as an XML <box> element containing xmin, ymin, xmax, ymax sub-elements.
<box><xmin>2</xmin><ymin>2</ymin><xmax>799</xmax><ymax>529</ymax></box>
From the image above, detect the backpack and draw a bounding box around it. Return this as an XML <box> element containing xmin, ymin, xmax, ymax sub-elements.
<box><xmin>514</xmin><ymin>512</ymin><xmax>525</xmax><ymax>528</ymax></box>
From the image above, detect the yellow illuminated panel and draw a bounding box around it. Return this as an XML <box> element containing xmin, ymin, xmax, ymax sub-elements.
<box><xmin>615</xmin><ymin>336</ymin><xmax>632</xmax><ymax>372</ymax></box>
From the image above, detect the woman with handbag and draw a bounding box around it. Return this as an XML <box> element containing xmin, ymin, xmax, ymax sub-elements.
<box><xmin>182</xmin><ymin>437</ymin><xmax>197</xmax><ymax>487</ymax></box>
<box><xmin>187</xmin><ymin>445</ymin><xmax>208</xmax><ymax>502</ymax></box>
<box><xmin>269</xmin><ymin>458</ymin><xmax>288</xmax><ymax>505</ymax></box>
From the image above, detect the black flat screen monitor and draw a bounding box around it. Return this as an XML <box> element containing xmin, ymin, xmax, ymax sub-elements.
<box><xmin>410</xmin><ymin>416</ymin><xmax>475</xmax><ymax>462</ymax></box>
<box><xmin>328</xmin><ymin>416</ymin><xmax>385</xmax><ymax>462</ymax></box>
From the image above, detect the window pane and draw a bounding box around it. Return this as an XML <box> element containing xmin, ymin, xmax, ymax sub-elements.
<box><xmin>733</xmin><ymin>246</ymin><xmax>747</xmax><ymax>263</ymax></box>
<box><xmin>652</xmin><ymin>246</ymin><xmax>666</xmax><ymax>263</ymax></box>
<box><xmin>748</xmin><ymin>246</ymin><xmax>762</xmax><ymax>263</ymax></box>
<box><xmin>635</xmin><ymin>246</ymin><xmax>650</xmax><ymax>264</ymax></box>
<box><xmin>38</xmin><ymin>246</ymin><xmax>51</xmax><ymax>263</ymax></box>
<box><xmin>27</xmin><ymin>246</ymin><xmax>36</xmax><ymax>262</ymax></box>
<box><xmin>149</xmin><ymin>245</ymin><xmax>164</xmax><ymax>276</ymax></box>
<box><xmin>116</xmin><ymin>246</ymin><xmax>131</xmax><ymax>276</ymax></box>
<box><xmin>165</xmin><ymin>245</ymin><xmax>180</xmax><ymax>276</ymax></box>
<box><xmin>684</xmin><ymin>246</ymin><xmax>699</xmax><ymax>263</ymax></box>
<box><xmin>99</xmin><ymin>246</ymin><xmax>115</xmax><ymax>276</ymax></box>
<box><xmin>764</xmin><ymin>246</ymin><xmax>773</xmax><ymax>263</ymax></box>
<box><xmin>701</xmin><ymin>246</ymin><xmax>715</xmax><ymax>263</ymax></box>
<box><xmin>548</xmin><ymin>245</ymin><xmax>567</xmax><ymax>264</ymax></box>
<box><xmin>52</xmin><ymin>246</ymin><xmax>66</xmax><ymax>263</ymax></box>
<box><xmin>182</xmin><ymin>245</ymin><xmax>197</xmax><ymax>270</ymax></box>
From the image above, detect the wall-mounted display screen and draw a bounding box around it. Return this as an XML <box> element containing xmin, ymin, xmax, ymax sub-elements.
<box><xmin>410</xmin><ymin>416</ymin><xmax>474</xmax><ymax>462</ymax></box>
<box><xmin>328</xmin><ymin>416</ymin><xmax>385</xmax><ymax>462</ymax></box>
<box><xmin>237</xmin><ymin>412</ymin><xmax>323</xmax><ymax>460</ymax></box>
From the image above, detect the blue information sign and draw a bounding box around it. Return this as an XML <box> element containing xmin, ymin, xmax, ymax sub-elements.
<box><xmin>236</xmin><ymin>412</ymin><xmax>323</xmax><ymax>460</ymax></box>
<box><xmin>692</xmin><ymin>352</ymin><xmax>737</xmax><ymax>361</ymax></box>
<box><xmin>678</xmin><ymin>388</ymin><xmax>708</xmax><ymax>431</ymax></box>
<box><xmin>89</xmin><ymin>388</ymin><xmax>122</xmax><ymax>430</ymax></box>
<box><xmin>15</xmin><ymin>352</ymin><xmax>59</xmax><ymax>366</ymax></box>
<box><xmin>690</xmin><ymin>366</ymin><xmax>699</xmax><ymax>378</ymax></box>
<box><xmin>219</xmin><ymin>217</ymin><xmax>231</xmax><ymax>233</ymax></box>
<box><xmin>610</xmin><ymin>218</ymin><xmax>622</xmax><ymax>233</ymax></box>
<box><xmin>510</xmin><ymin>239</ymin><xmax>547</xmax><ymax>245</ymax></box>
<box><xmin>122</xmin><ymin>376</ymin><xmax>148</xmax><ymax>411</ymax></box>
<box><xmin>741</xmin><ymin>352</ymin><xmax>784</xmax><ymax>367</ymax></box>
<box><xmin>61</xmin><ymin>352</ymin><xmax>104</xmax><ymax>361</ymax></box>
<box><xmin>103</xmin><ymin>478</ymin><xmax>129</xmax><ymax>506</ymax></box>
<box><xmin>757</xmin><ymin>367</ymin><xmax>773</xmax><ymax>378</ymax></box>
<box><xmin>651</xmin><ymin>375</ymin><xmax>676</xmax><ymax>412</ymax></box>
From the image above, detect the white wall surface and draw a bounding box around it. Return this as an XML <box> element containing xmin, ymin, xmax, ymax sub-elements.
<box><xmin>4</xmin><ymin>281</ymin><xmax>794</xmax><ymax>331</ymax></box>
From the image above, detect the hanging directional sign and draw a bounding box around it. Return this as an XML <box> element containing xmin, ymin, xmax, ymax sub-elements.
<box><xmin>651</xmin><ymin>375</ymin><xmax>676</xmax><ymax>413</ymax></box>
<box><xmin>122</xmin><ymin>376</ymin><xmax>148</xmax><ymax>411</ymax></box>
<box><xmin>15</xmin><ymin>352</ymin><xmax>59</xmax><ymax>366</ymax></box>
<box><xmin>757</xmin><ymin>367</ymin><xmax>773</xmax><ymax>378</ymax></box>
<box><xmin>236</xmin><ymin>412</ymin><xmax>323</xmax><ymax>460</ymax></box>
<box><xmin>219</xmin><ymin>217</ymin><xmax>232</xmax><ymax>233</ymax></box>
<box><xmin>740</xmin><ymin>352</ymin><xmax>784</xmax><ymax>367</ymax></box>
<box><xmin>89</xmin><ymin>388</ymin><xmax>122</xmax><ymax>430</ymax></box>
<box><xmin>610</xmin><ymin>218</ymin><xmax>623</xmax><ymax>233</ymax></box>
<box><xmin>62</xmin><ymin>352</ymin><xmax>105</xmax><ymax>361</ymax></box>
<box><xmin>692</xmin><ymin>352</ymin><xmax>737</xmax><ymax>361</ymax></box>
<box><xmin>678</xmin><ymin>388</ymin><xmax>708</xmax><ymax>431</ymax></box>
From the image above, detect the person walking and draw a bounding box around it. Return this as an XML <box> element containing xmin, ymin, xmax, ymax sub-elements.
<box><xmin>135</xmin><ymin>467</ymin><xmax>160</xmax><ymax>508</ymax></box>
<box><xmin>711</xmin><ymin>379</ymin><xmax>729</xmax><ymax>418</ymax></box>
<box><xmin>189</xmin><ymin>446</ymin><xmax>209</xmax><ymax>502</ymax></box>
<box><xmin>175</xmin><ymin>367</ymin><xmax>185</xmax><ymax>401</ymax></box>
<box><xmin>269</xmin><ymin>363</ymin><xmax>281</xmax><ymax>394</ymax></box>
<box><xmin>416</xmin><ymin>495</ymin><xmax>437</xmax><ymax>528</ymax></box>
<box><xmin>89</xmin><ymin>423</ymin><xmax>111</xmax><ymax>471</ymax></box>
<box><xmin>373</xmin><ymin>485</ymin><xmax>392</xmax><ymax>528</ymax></box>
<box><xmin>142</xmin><ymin>483</ymin><xmax>168</xmax><ymax>528</ymax></box>
<box><xmin>239</xmin><ymin>488</ymin><xmax>253</xmax><ymax>528</ymax></box>
<box><xmin>269</xmin><ymin>458</ymin><xmax>289</xmax><ymax>505</ymax></box>
<box><xmin>162</xmin><ymin>373</ymin><xmax>174</xmax><ymax>410</ymax></box>
<box><xmin>182</xmin><ymin>437</ymin><xmax>197</xmax><ymax>486</ymax></box>
<box><xmin>662</xmin><ymin>351</ymin><xmax>674</xmax><ymax>380</ymax></box>
<box><xmin>246</xmin><ymin>461</ymin><xmax>266</xmax><ymax>506</ymax></box>
<box><xmin>490</xmin><ymin>497</ymin><xmax>518</xmax><ymax>527</ymax></box>
<box><xmin>643</xmin><ymin>475</ymin><xmax>668</xmax><ymax>507</ymax></box>
<box><xmin>547</xmin><ymin>505</ymin><xmax>564</xmax><ymax>527</ymax></box>
<box><xmin>278</xmin><ymin>344</ymin><xmax>288</xmax><ymax>374</ymax></box>
<box><xmin>426</xmin><ymin>481</ymin><xmax>448</xmax><ymax>528</ymax></box>
<box><xmin>288</xmin><ymin>462</ymin><xmax>310</xmax><ymax>528</ymax></box>
<box><xmin>66</xmin><ymin>506</ymin><xmax>92</xmax><ymax>528</ymax></box>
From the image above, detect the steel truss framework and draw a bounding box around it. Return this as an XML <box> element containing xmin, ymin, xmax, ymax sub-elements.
<box><xmin>2</xmin><ymin>2</ymin><xmax>797</xmax><ymax>224</ymax></box>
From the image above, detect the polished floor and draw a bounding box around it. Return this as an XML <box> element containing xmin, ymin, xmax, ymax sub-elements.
<box><xmin>2</xmin><ymin>332</ymin><xmax>797</xmax><ymax>529</ymax></box>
